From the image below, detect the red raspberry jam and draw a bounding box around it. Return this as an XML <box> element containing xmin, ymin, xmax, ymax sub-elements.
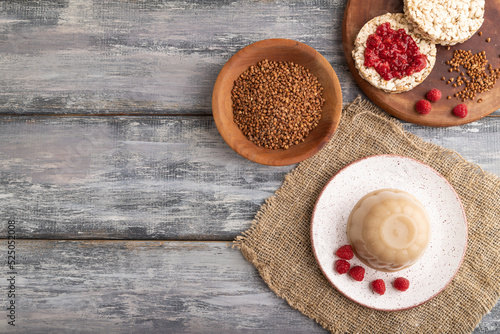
<box><xmin>364</xmin><ymin>22</ymin><xmax>427</xmax><ymax>81</ymax></box>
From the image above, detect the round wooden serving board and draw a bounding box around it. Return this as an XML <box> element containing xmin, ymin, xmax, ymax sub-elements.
<box><xmin>343</xmin><ymin>0</ymin><xmax>500</xmax><ymax>127</ymax></box>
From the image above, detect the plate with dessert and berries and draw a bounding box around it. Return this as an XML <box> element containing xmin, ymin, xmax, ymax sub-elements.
<box><xmin>343</xmin><ymin>0</ymin><xmax>500</xmax><ymax>126</ymax></box>
<box><xmin>310</xmin><ymin>155</ymin><xmax>467</xmax><ymax>311</ymax></box>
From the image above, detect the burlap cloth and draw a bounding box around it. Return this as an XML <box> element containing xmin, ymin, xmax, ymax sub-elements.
<box><xmin>234</xmin><ymin>97</ymin><xmax>500</xmax><ymax>334</ymax></box>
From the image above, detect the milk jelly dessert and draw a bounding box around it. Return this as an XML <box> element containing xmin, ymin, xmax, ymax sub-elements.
<box><xmin>347</xmin><ymin>189</ymin><xmax>431</xmax><ymax>272</ymax></box>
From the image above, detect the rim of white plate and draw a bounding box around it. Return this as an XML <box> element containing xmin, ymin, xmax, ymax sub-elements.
<box><xmin>310</xmin><ymin>155</ymin><xmax>467</xmax><ymax>311</ymax></box>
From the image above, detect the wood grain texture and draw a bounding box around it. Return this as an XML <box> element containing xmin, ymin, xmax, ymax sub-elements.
<box><xmin>0</xmin><ymin>115</ymin><xmax>293</xmax><ymax>239</ymax></box>
<box><xmin>342</xmin><ymin>0</ymin><xmax>500</xmax><ymax>126</ymax></box>
<box><xmin>0</xmin><ymin>0</ymin><xmax>497</xmax><ymax>118</ymax></box>
<box><xmin>0</xmin><ymin>240</ymin><xmax>496</xmax><ymax>333</ymax></box>
<box><xmin>0</xmin><ymin>0</ymin><xmax>352</xmax><ymax>115</ymax></box>
<box><xmin>0</xmin><ymin>240</ymin><xmax>325</xmax><ymax>333</ymax></box>
<box><xmin>0</xmin><ymin>115</ymin><xmax>498</xmax><ymax>240</ymax></box>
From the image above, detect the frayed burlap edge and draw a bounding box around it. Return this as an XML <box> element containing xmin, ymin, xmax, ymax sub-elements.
<box><xmin>233</xmin><ymin>97</ymin><xmax>500</xmax><ymax>334</ymax></box>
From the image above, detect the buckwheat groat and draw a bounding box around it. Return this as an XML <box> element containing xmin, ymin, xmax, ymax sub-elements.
<box><xmin>404</xmin><ymin>0</ymin><xmax>485</xmax><ymax>46</ymax></box>
<box><xmin>352</xmin><ymin>13</ymin><xmax>436</xmax><ymax>93</ymax></box>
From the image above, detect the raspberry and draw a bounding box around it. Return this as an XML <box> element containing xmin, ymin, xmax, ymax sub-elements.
<box><xmin>426</xmin><ymin>88</ymin><xmax>442</xmax><ymax>102</ymax></box>
<box><xmin>452</xmin><ymin>104</ymin><xmax>468</xmax><ymax>118</ymax></box>
<box><xmin>335</xmin><ymin>245</ymin><xmax>354</xmax><ymax>260</ymax></box>
<box><xmin>334</xmin><ymin>259</ymin><xmax>350</xmax><ymax>274</ymax></box>
<box><xmin>371</xmin><ymin>279</ymin><xmax>386</xmax><ymax>295</ymax></box>
<box><xmin>415</xmin><ymin>99</ymin><xmax>431</xmax><ymax>114</ymax></box>
<box><xmin>349</xmin><ymin>266</ymin><xmax>365</xmax><ymax>281</ymax></box>
<box><xmin>393</xmin><ymin>277</ymin><xmax>410</xmax><ymax>291</ymax></box>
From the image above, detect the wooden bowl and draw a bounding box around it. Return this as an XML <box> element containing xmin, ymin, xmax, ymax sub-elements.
<box><xmin>212</xmin><ymin>38</ymin><xmax>343</xmax><ymax>166</ymax></box>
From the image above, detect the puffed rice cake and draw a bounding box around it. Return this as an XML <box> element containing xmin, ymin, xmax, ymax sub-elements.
<box><xmin>352</xmin><ymin>13</ymin><xmax>437</xmax><ymax>93</ymax></box>
<box><xmin>404</xmin><ymin>0</ymin><xmax>485</xmax><ymax>46</ymax></box>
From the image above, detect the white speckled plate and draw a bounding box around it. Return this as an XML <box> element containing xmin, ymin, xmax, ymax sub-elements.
<box><xmin>311</xmin><ymin>155</ymin><xmax>467</xmax><ymax>311</ymax></box>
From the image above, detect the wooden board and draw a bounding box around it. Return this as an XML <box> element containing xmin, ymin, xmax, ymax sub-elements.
<box><xmin>0</xmin><ymin>115</ymin><xmax>499</xmax><ymax>240</ymax></box>
<box><xmin>343</xmin><ymin>0</ymin><xmax>500</xmax><ymax>127</ymax></box>
<box><xmin>0</xmin><ymin>239</ymin><xmax>497</xmax><ymax>333</ymax></box>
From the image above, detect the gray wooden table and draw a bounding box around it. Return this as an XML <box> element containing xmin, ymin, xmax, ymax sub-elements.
<box><xmin>0</xmin><ymin>1</ymin><xmax>498</xmax><ymax>333</ymax></box>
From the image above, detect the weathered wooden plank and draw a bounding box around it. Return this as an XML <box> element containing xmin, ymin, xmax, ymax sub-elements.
<box><xmin>477</xmin><ymin>303</ymin><xmax>500</xmax><ymax>334</ymax></box>
<box><xmin>0</xmin><ymin>240</ymin><xmax>325</xmax><ymax>333</ymax></box>
<box><xmin>0</xmin><ymin>239</ymin><xmax>498</xmax><ymax>333</ymax></box>
<box><xmin>0</xmin><ymin>115</ymin><xmax>498</xmax><ymax>240</ymax></box>
<box><xmin>0</xmin><ymin>0</ymin><xmax>498</xmax><ymax>117</ymax></box>
<box><xmin>0</xmin><ymin>0</ymin><xmax>498</xmax><ymax>119</ymax></box>
<box><xmin>0</xmin><ymin>240</ymin><xmax>496</xmax><ymax>333</ymax></box>
<box><xmin>0</xmin><ymin>115</ymin><xmax>293</xmax><ymax>239</ymax></box>
<box><xmin>0</xmin><ymin>0</ymin><xmax>356</xmax><ymax>115</ymax></box>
